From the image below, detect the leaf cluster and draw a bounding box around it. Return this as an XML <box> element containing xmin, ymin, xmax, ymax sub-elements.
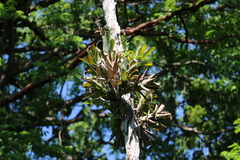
<box><xmin>221</xmin><ymin>118</ymin><xmax>240</xmax><ymax>160</ymax></box>
<box><xmin>80</xmin><ymin>31</ymin><xmax>172</xmax><ymax>148</ymax></box>
<box><xmin>80</xmin><ymin>31</ymin><xmax>157</xmax><ymax>110</ymax></box>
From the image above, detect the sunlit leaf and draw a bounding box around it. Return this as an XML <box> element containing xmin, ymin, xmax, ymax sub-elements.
<box><xmin>142</xmin><ymin>47</ymin><xmax>156</xmax><ymax>60</ymax></box>
<box><xmin>139</xmin><ymin>61</ymin><xmax>153</xmax><ymax>66</ymax></box>
<box><xmin>137</xmin><ymin>46</ymin><xmax>147</xmax><ymax>59</ymax></box>
<box><xmin>79</xmin><ymin>57</ymin><xmax>93</xmax><ymax>66</ymax></box>
<box><xmin>103</xmin><ymin>31</ymin><xmax>111</xmax><ymax>53</ymax></box>
<box><xmin>82</xmin><ymin>82</ymin><xmax>92</xmax><ymax>87</ymax></box>
<box><xmin>110</xmin><ymin>39</ymin><xmax>115</xmax><ymax>51</ymax></box>
<box><xmin>121</xmin><ymin>69</ymin><xmax>127</xmax><ymax>81</ymax></box>
<box><xmin>86</xmin><ymin>55</ymin><xmax>94</xmax><ymax>65</ymax></box>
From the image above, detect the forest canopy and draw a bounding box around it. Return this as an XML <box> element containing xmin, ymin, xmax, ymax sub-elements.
<box><xmin>0</xmin><ymin>0</ymin><xmax>240</xmax><ymax>159</ymax></box>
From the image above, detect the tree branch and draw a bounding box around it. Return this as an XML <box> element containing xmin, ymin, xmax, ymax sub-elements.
<box><xmin>45</xmin><ymin>109</ymin><xmax>108</xmax><ymax>125</ymax></box>
<box><xmin>139</xmin><ymin>32</ymin><xmax>240</xmax><ymax>44</ymax></box>
<box><xmin>0</xmin><ymin>48</ymin><xmax>60</xmax><ymax>89</ymax></box>
<box><xmin>13</xmin><ymin>46</ymin><xmax>53</xmax><ymax>53</ymax></box>
<box><xmin>122</xmin><ymin>2</ymin><xmax>144</xmax><ymax>28</ymax></box>
<box><xmin>0</xmin><ymin>74</ymin><xmax>55</xmax><ymax>106</ymax></box>
<box><xmin>25</xmin><ymin>0</ymin><xmax>61</xmax><ymax>15</ymax></box>
<box><xmin>0</xmin><ymin>36</ymin><xmax>101</xmax><ymax>106</ymax></box>
<box><xmin>0</xmin><ymin>19</ymin><xmax>15</xmax><ymax>90</ymax></box>
<box><xmin>64</xmin><ymin>95</ymin><xmax>84</xmax><ymax>106</ymax></box>
<box><xmin>172</xmin><ymin>123</ymin><xmax>234</xmax><ymax>135</ymax></box>
<box><xmin>122</xmin><ymin>0</ymin><xmax>218</xmax><ymax>35</ymax></box>
<box><xmin>211</xmin><ymin>3</ymin><xmax>240</xmax><ymax>11</ymax></box>
<box><xmin>179</xmin><ymin>15</ymin><xmax>189</xmax><ymax>47</ymax></box>
<box><xmin>156</xmin><ymin>60</ymin><xmax>211</xmax><ymax>78</ymax></box>
<box><xmin>21</xmin><ymin>19</ymin><xmax>49</xmax><ymax>42</ymax></box>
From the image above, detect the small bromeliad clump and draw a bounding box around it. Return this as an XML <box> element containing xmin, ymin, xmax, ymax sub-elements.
<box><xmin>80</xmin><ymin>31</ymin><xmax>171</xmax><ymax>148</ymax></box>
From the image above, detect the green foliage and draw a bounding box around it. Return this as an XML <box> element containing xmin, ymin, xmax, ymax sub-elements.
<box><xmin>221</xmin><ymin>118</ymin><xmax>240</xmax><ymax>160</ymax></box>
<box><xmin>0</xmin><ymin>0</ymin><xmax>27</xmax><ymax>20</ymax></box>
<box><xmin>185</xmin><ymin>105</ymin><xmax>207</xmax><ymax>125</ymax></box>
<box><xmin>234</xmin><ymin>119</ymin><xmax>240</xmax><ymax>134</ymax></box>
<box><xmin>0</xmin><ymin>108</ymin><xmax>67</xmax><ymax>160</ymax></box>
<box><xmin>0</xmin><ymin>0</ymin><xmax>240</xmax><ymax>159</ymax></box>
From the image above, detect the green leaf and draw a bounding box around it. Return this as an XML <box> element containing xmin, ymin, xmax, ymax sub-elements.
<box><xmin>72</xmin><ymin>36</ymin><xmax>82</xmax><ymax>42</ymax></box>
<box><xmin>234</xmin><ymin>118</ymin><xmax>240</xmax><ymax>134</ymax></box>
<box><xmin>109</xmin><ymin>39</ymin><xmax>115</xmax><ymax>51</ymax></box>
<box><xmin>88</xmin><ymin>45</ymin><xmax>101</xmax><ymax>64</ymax></box>
<box><xmin>86</xmin><ymin>55</ymin><xmax>94</xmax><ymax>65</ymax></box>
<box><xmin>165</xmin><ymin>0</ymin><xmax>177</xmax><ymax>9</ymax></box>
<box><xmin>79</xmin><ymin>57</ymin><xmax>89</xmax><ymax>64</ymax></box>
<box><xmin>142</xmin><ymin>47</ymin><xmax>156</xmax><ymax>60</ymax></box>
<box><xmin>139</xmin><ymin>61</ymin><xmax>153</xmax><ymax>66</ymax></box>
<box><xmin>137</xmin><ymin>46</ymin><xmax>147</xmax><ymax>59</ymax></box>
<box><xmin>103</xmin><ymin>31</ymin><xmax>111</xmax><ymax>53</ymax></box>
<box><xmin>121</xmin><ymin>69</ymin><xmax>127</xmax><ymax>81</ymax></box>
<box><xmin>121</xmin><ymin>36</ymin><xmax>129</xmax><ymax>51</ymax></box>
<box><xmin>82</xmin><ymin>82</ymin><xmax>92</xmax><ymax>87</ymax></box>
<box><xmin>120</xmin><ymin>50</ymin><xmax>131</xmax><ymax>59</ymax></box>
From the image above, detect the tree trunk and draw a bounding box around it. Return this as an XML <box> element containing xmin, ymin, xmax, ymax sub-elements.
<box><xmin>102</xmin><ymin>0</ymin><xmax>123</xmax><ymax>52</ymax></box>
<box><xmin>102</xmin><ymin>0</ymin><xmax>140</xmax><ymax>159</ymax></box>
<box><xmin>120</xmin><ymin>94</ymin><xmax>140</xmax><ymax>160</ymax></box>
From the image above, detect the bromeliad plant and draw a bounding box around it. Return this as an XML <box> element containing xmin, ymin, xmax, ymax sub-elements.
<box><xmin>80</xmin><ymin>31</ymin><xmax>171</xmax><ymax>147</ymax></box>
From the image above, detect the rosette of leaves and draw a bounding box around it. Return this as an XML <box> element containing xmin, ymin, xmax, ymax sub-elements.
<box><xmin>80</xmin><ymin>31</ymin><xmax>156</xmax><ymax>109</ymax></box>
<box><xmin>80</xmin><ymin>31</ymin><xmax>171</xmax><ymax>147</ymax></box>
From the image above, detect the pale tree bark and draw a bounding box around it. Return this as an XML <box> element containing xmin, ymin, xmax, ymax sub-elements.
<box><xmin>120</xmin><ymin>94</ymin><xmax>140</xmax><ymax>160</ymax></box>
<box><xmin>102</xmin><ymin>0</ymin><xmax>123</xmax><ymax>52</ymax></box>
<box><xmin>102</xmin><ymin>0</ymin><xmax>140</xmax><ymax>159</ymax></box>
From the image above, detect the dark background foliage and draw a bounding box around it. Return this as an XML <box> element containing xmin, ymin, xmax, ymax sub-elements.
<box><xmin>0</xmin><ymin>0</ymin><xmax>239</xmax><ymax>159</ymax></box>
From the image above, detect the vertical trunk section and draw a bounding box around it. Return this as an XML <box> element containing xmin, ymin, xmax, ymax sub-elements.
<box><xmin>120</xmin><ymin>94</ymin><xmax>140</xmax><ymax>160</ymax></box>
<box><xmin>102</xmin><ymin>0</ymin><xmax>123</xmax><ymax>52</ymax></box>
<box><xmin>102</xmin><ymin>0</ymin><xmax>140</xmax><ymax>159</ymax></box>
